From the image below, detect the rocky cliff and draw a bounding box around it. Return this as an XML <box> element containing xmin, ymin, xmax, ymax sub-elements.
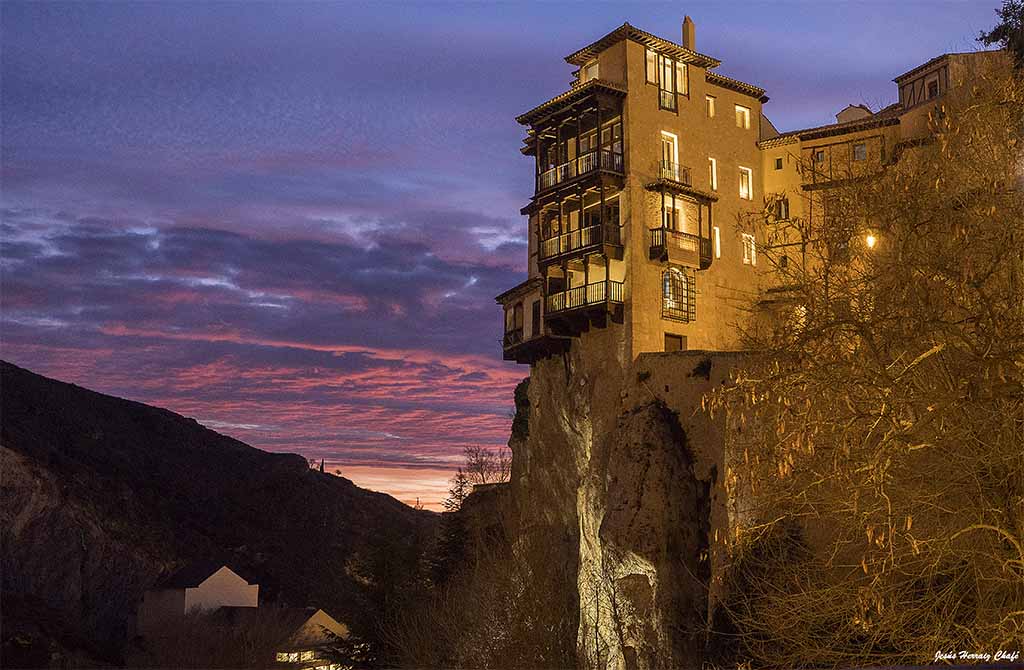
<box><xmin>505</xmin><ymin>345</ymin><xmax>743</xmax><ymax>670</ymax></box>
<box><xmin>0</xmin><ymin>361</ymin><xmax>435</xmax><ymax>664</ymax></box>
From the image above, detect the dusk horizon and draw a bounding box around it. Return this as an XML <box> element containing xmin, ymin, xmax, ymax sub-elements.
<box><xmin>1</xmin><ymin>1</ymin><xmax>1002</xmax><ymax>509</ymax></box>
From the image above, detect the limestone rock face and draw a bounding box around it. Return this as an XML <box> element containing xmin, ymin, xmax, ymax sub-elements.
<box><xmin>599</xmin><ymin>402</ymin><xmax>710</xmax><ymax>667</ymax></box>
<box><xmin>506</xmin><ymin>349</ymin><xmax>742</xmax><ymax>670</ymax></box>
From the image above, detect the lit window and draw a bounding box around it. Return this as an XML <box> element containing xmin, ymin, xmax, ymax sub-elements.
<box><xmin>300</xmin><ymin>650</ymin><xmax>316</xmax><ymax>661</ymax></box>
<box><xmin>646</xmin><ymin>49</ymin><xmax>658</xmax><ymax>83</ymax></box>
<box><xmin>739</xmin><ymin>166</ymin><xmax>753</xmax><ymax>200</ymax></box>
<box><xmin>276</xmin><ymin>653</ymin><xmax>289</xmax><ymax>662</ymax></box>
<box><xmin>735</xmin><ymin>105</ymin><xmax>751</xmax><ymax>130</ymax></box>
<box><xmin>705</xmin><ymin>95</ymin><xmax>716</xmax><ymax>118</ymax></box>
<box><xmin>713</xmin><ymin>226</ymin><xmax>721</xmax><ymax>258</ymax></box>
<box><xmin>708</xmin><ymin>157</ymin><xmax>717</xmax><ymax>191</ymax></box>
<box><xmin>776</xmin><ymin>197</ymin><xmax>790</xmax><ymax>220</ymax></box>
<box><xmin>853</xmin><ymin>143</ymin><xmax>867</xmax><ymax>161</ymax></box>
<box><xmin>660</xmin><ymin>131</ymin><xmax>678</xmax><ymax>180</ymax></box>
<box><xmin>675</xmin><ymin>61</ymin><xmax>689</xmax><ymax>96</ymax></box>
<box><xmin>742</xmin><ymin>233</ymin><xmax>757</xmax><ymax>265</ymax></box>
<box><xmin>774</xmin><ymin>157</ymin><xmax>783</xmax><ymax>170</ymax></box>
<box><xmin>582</xmin><ymin>60</ymin><xmax>599</xmax><ymax>82</ymax></box>
<box><xmin>659</xmin><ymin>55</ymin><xmax>677</xmax><ymax>111</ymax></box>
<box><xmin>662</xmin><ymin>267</ymin><xmax>693</xmax><ymax>322</ymax></box>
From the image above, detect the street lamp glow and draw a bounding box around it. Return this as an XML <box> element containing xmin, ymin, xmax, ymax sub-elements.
<box><xmin>865</xmin><ymin>233</ymin><xmax>877</xmax><ymax>249</ymax></box>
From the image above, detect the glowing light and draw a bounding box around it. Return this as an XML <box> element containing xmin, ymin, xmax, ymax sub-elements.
<box><xmin>865</xmin><ymin>233</ymin><xmax>877</xmax><ymax>249</ymax></box>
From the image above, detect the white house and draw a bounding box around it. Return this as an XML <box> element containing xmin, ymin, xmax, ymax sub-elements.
<box><xmin>137</xmin><ymin>562</ymin><xmax>258</xmax><ymax>636</ymax></box>
<box><xmin>213</xmin><ymin>606</ymin><xmax>351</xmax><ymax>669</ymax></box>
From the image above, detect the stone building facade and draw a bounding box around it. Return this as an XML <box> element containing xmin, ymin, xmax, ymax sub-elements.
<box><xmin>496</xmin><ymin>20</ymin><xmax>1005</xmax><ymax>365</ymax></box>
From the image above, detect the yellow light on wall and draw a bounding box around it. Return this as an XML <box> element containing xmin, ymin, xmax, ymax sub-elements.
<box><xmin>865</xmin><ymin>233</ymin><xmax>877</xmax><ymax>249</ymax></box>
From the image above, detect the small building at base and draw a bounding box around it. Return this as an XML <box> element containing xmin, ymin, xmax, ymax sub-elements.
<box><xmin>137</xmin><ymin>562</ymin><xmax>258</xmax><ymax>636</ymax></box>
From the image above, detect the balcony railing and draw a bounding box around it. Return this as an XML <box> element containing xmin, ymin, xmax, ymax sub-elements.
<box><xmin>545</xmin><ymin>281</ymin><xmax>625</xmax><ymax>315</ymax></box>
<box><xmin>658</xmin><ymin>161</ymin><xmax>691</xmax><ymax>186</ymax></box>
<box><xmin>538</xmin><ymin>223</ymin><xmax>621</xmax><ymax>261</ymax></box>
<box><xmin>650</xmin><ymin>227</ymin><xmax>713</xmax><ymax>270</ymax></box>
<box><xmin>502</xmin><ymin>328</ymin><xmax>524</xmax><ymax>349</ymax></box>
<box><xmin>650</xmin><ymin>227</ymin><xmax>700</xmax><ymax>253</ymax></box>
<box><xmin>538</xmin><ymin>150</ymin><xmax>624</xmax><ymax>192</ymax></box>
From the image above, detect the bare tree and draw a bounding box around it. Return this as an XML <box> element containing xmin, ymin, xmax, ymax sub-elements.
<box><xmin>462</xmin><ymin>446</ymin><xmax>512</xmax><ymax>486</ymax></box>
<box><xmin>710</xmin><ymin>61</ymin><xmax>1024</xmax><ymax>668</ymax></box>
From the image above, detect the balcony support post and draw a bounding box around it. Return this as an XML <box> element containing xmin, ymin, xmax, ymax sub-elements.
<box><xmin>575</xmin><ymin>107</ymin><xmax>582</xmax><ymax>177</ymax></box>
<box><xmin>596</xmin><ymin>101</ymin><xmax>603</xmax><ymax>168</ymax></box>
<box><xmin>557</xmin><ymin>195</ymin><xmax>563</xmax><ymax>241</ymax></box>
<box><xmin>603</xmin><ymin>252</ymin><xmax>610</xmax><ymax>306</ymax></box>
<box><xmin>577</xmin><ymin>185</ymin><xmax>584</xmax><ymax>237</ymax></box>
<box><xmin>660</xmin><ymin>184</ymin><xmax>666</xmax><ymax>232</ymax></box>
<box><xmin>535</xmin><ymin>132</ymin><xmax>542</xmax><ymax>179</ymax></box>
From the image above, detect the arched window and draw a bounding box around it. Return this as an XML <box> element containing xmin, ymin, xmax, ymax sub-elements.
<box><xmin>662</xmin><ymin>267</ymin><xmax>694</xmax><ymax>322</ymax></box>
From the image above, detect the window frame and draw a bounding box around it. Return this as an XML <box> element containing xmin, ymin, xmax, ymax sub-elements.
<box><xmin>664</xmin><ymin>333</ymin><xmax>686</xmax><ymax>352</ymax></box>
<box><xmin>853</xmin><ymin>142</ymin><xmax>867</xmax><ymax>161</ymax></box>
<box><xmin>713</xmin><ymin>225</ymin><xmax>721</xmax><ymax>258</ymax></box>
<box><xmin>662</xmin><ymin>267</ymin><xmax>695</xmax><ymax>322</ymax></box>
<box><xmin>774</xmin><ymin>157</ymin><xmax>783</xmax><ymax>170</ymax></box>
<box><xmin>738</xmin><ymin>166</ymin><xmax>753</xmax><ymax>200</ymax></box>
<box><xmin>647</xmin><ymin>49</ymin><xmax>688</xmax><ymax>111</ymax></box>
<box><xmin>708</xmin><ymin>157</ymin><xmax>717</xmax><ymax>191</ymax></box>
<box><xmin>658</xmin><ymin>54</ymin><xmax>677</xmax><ymax>111</ymax></box>
<box><xmin>646</xmin><ymin>49</ymin><xmax>658</xmax><ymax>84</ymax></box>
<box><xmin>742</xmin><ymin>233</ymin><xmax>757</xmax><ymax>266</ymax></box>
<box><xmin>705</xmin><ymin>95</ymin><xmax>716</xmax><ymax>118</ymax></box>
<box><xmin>735</xmin><ymin>104</ymin><xmax>751</xmax><ymax>130</ymax></box>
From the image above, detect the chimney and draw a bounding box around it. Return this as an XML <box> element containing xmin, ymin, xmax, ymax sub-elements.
<box><xmin>682</xmin><ymin>16</ymin><xmax>696</xmax><ymax>51</ymax></box>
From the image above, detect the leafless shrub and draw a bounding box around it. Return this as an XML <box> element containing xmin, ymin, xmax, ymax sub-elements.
<box><xmin>711</xmin><ymin>62</ymin><xmax>1024</xmax><ymax>668</ymax></box>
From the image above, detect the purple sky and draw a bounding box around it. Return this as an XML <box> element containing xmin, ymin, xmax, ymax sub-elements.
<box><xmin>0</xmin><ymin>1</ymin><xmax>1000</xmax><ymax>508</ymax></box>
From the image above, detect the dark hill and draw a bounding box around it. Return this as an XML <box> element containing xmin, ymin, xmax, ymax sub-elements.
<box><xmin>0</xmin><ymin>360</ymin><xmax>436</xmax><ymax>663</ymax></box>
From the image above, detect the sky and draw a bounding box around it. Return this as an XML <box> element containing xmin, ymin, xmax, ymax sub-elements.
<box><xmin>0</xmin><ymin>1</ymin><xmax>1000</xmax><ymax>509</ymax></box>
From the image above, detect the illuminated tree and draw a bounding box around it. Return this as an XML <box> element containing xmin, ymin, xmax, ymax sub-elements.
<box><xmin>712</xmin><ymin>60</ymin><xmax>1024</xmax><ymax>667</ymax></box>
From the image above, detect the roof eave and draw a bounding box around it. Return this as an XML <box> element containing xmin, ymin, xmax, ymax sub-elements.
<box><xmin>564</xmin><ymin>23</ymin><xmax>720</xmax><ymax>69</ymax></box>
<box><xmin>515</xmin><ymin>79</ymin><xmax>627</xmax><ymax>126</ymax></box>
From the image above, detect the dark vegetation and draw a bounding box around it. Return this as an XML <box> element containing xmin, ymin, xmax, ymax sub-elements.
<box><xmin>0</xmin><ymin>360</ymin><xmax>435</xmax><ymax>666</ymax></box>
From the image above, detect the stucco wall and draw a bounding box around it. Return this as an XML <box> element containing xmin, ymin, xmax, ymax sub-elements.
<box><xmin>183</xmin><ymin>566</ymin><xmax>258</xmax><ymax>612</ymax></box>
<box><xmin>621</xmin><ymin>39</ymin><xmax>764</xmax><ymax>357</ymax></box>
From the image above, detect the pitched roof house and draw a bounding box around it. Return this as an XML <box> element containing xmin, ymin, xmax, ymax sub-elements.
<box><xmin>137</xmin><ymin>562</ymin><xmax>258</xmax><ymax>636</ymax></box>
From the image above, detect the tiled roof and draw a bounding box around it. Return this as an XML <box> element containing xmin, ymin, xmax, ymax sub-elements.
<box><xmin>516</xmin><ymin>78</ymin><xmax>626</xmax><ymax>126</ymax></box>
<box><xmin>643</xmin><ymin>178</ymin><xmax>719</xmax><ymax>203</ymax></box>
<box><xmin>706</xmin><ymin>71</ymin><xmax>768</xmax><ymax>102</ymax></box>
<box><xmin>757</xmin><ymin>103</ymin><xmax>902</xmax><ymax>148</ymax></box>
<box><xmin>495</xmin><ymin>276</ymin><xmax>542</xmax><ymax>304</ymax></box>
<box><xmin>565</xmin><ymin>22</ymin><xmax>720</xmax><ymax>69</ymax></box>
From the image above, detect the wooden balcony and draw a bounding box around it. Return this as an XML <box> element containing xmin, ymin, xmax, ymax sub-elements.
<box><xmin>501</xmin><ymin>327</ymin><xmax>567</xmax><ymax>364</ymax></box>
<box><xmin>538</xmin><ymin>223</ymin><xmax>622</xmax><ymax>265</ymax></box>
<box><xmin>658</xmin><ymin>161</ymin><xmax>691</xmax><ymax>185</ymax></box>
<box><xmin>537</xmin><ymin>149</ymin><xmax>624</xmax><ymax>193</ymax></box>
<box><xmin>649</xmin><ymin>228</ymin><xmax>713</xmax><ymax>269</ymax></box>
<box><xmin>544</xmin><ymin>280</ymin><xmax>624</xmax><ymax>336</ymax></box>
